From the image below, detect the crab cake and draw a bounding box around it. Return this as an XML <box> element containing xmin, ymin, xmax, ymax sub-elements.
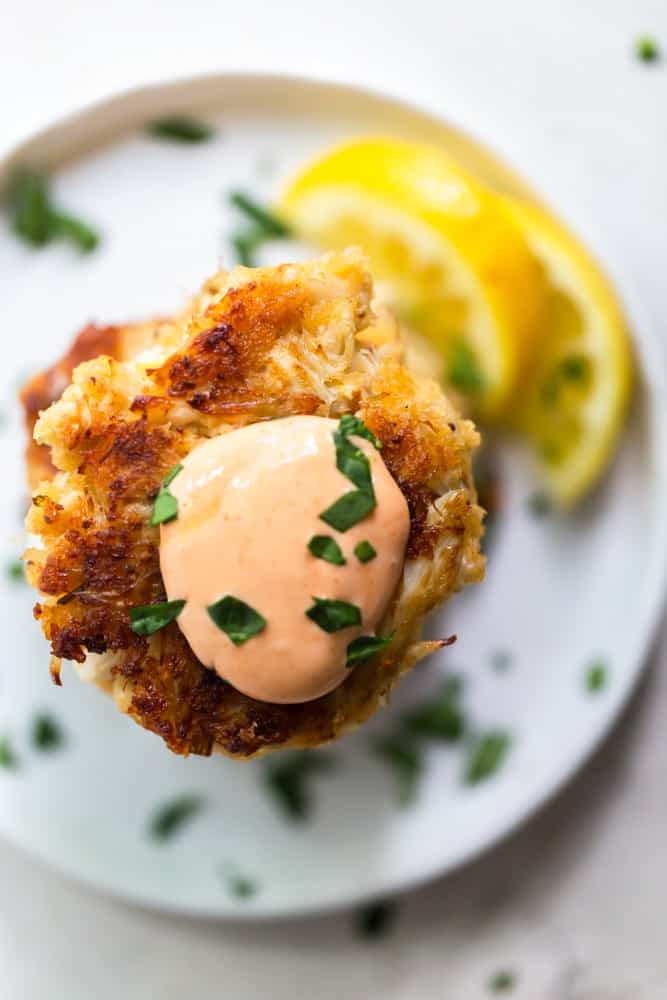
<box><xmin>24</xmin><ymin>249</ymin><xmax>484</xmax><ymax>758</ymax></box>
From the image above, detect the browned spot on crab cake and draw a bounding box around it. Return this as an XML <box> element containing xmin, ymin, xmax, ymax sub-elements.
<box><xmin>25</xmin><ymin>250</ymin><xmax>485</xmax><ymax>758</ymax></box>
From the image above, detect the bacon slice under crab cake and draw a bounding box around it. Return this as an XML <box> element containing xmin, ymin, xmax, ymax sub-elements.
<box><xmin>23</xmin><ymin>249</ymin><xmax>484</xmax><ymax>758</ymax></box>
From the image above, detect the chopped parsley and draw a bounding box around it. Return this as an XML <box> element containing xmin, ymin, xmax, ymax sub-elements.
<box><xmin>229</xmin><ymin>192</ymin><xmax>291</xmax><ymax>238</ymax></box>
<box><xmin>635</xmin><ymin>36</ymin><xmax>660</xmax><ymax>62</ymax></box>
<box><xmin>147</xmin><ymin>115</ymin><xmax>215</xmax><ymax>143</ymax></box>
<box><xmin>354</xmin><ymin>540</ymin><xmax>376</xmax><ymax>563</ymax></box>
<box><xmin>6</xmin><ymin>559</ymin><xmax>25</xmax><ymax>582</ymax></box>
<box><xmin>0</xmin><ymin>737</ymin><xmax>17</xmax><ymax>769</ymax></box>
<box><xmin>346</xmin><ymin>633</ymin><xmax>394</xmax><ymax>667</ymax></box>
<box><xmin>222</xmin><ymin>864</ymin><xmax>257</xmax><ymax>899</ymax></box>
<box><xmin>490</xmin><ymin>649</ymin><xmax>513</xmax><ymax>672</ymax></box>
<box><xmin>373</xmin><ymin>735</ymin><xmax>423</xmax><ymax>806</ymax></box>
<box><xmin>489</xmin><ymin>969</ymin><xmax>516</xmax><ymax>993</ymax></box>
<box><xmin>338</xmin><ymin>414</ymin><xmax>382</xmax><ymax>450</ymax></box>
<box><xmin>356</xmin><ymin>900</ymin><xmax>397</xmax><ymax>939</ymax></box>
<box><xmin>464</xmin><ymin>731</ymin><xmax>511</xmax><ymax>785</ymax></box>
<box><xmin>228</xmin><ymin>191</ymin><xmax>291</xmax><ymax>267</ymax></box>
<box><xmin>319</xmin><ymin>415</ymin><xmax>380</xmax><ymax>531</ymax></box>
<box><xmin>447</xmin><ymin>337</ymin><xmax>485</xmax><ymax>394</ymax></box>
<box><xmin>319</xmin><ymin>489</ymin><xmax>376</xmax><ymax>532</ymax></box>
<box><xmin>306</xmin><ymin>597</ymin><xmax>361</xmax><ymax>633</ymax></box>
<box><xmin>586</xmin><ymin>660</ymin><xmax>608</xmax><ymax>693</ymax></box>
<box><xmin>130</xmin><ymin>598</ymin><xmax>186</xmax><ymax>636</ymax></box>
<box><xmin>308</xmin><ymin>534</ymin><xmax>346</xmax><ymax>566</ymax></box>
<box><xmin>31</xmin><ymin>713</ymin><xmax>65</xmax><ymax>752</ymax></box>
<box><xmin>150</xmin><ymin>463</ymin><xmax>183</xmax><ymax>526</ymax></box>
<box><xmin>207</xmin><ymin>595</ymin><xmax>266</xmax><ymax>646</ymax></box>
<box><xmin>526</xmin><ymin>490</ymin><xmax>552</xmax><ymax>517</ymax></box>
<box><xmin>264</xmin><ymin>751</ymin><xmax>335</xmax><ymax>821</ymax></box>
<box><xmin>7</xmin><ymin>168</ymin><xmax>99</xmax><ymax>253</ymax></box>
<box><xmin>149</xmin><ymin>794</ymin><xmax>204</xmax><ymax>841</ymax></box>
<box><xmin>402</xmin><ymin>676</ymin><xmax>465</xmax><ymax>742</ymax></box>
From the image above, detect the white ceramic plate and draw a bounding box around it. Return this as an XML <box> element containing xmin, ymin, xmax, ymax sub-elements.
<box><xmin>0</xmin><ymin>74</ymin><xmax>665</xmax><ymax>919</ymax></box>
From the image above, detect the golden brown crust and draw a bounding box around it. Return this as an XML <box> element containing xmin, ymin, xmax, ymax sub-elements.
<box><xmin>24</xmin><ymin>251</ymin><xmax>484</xmax><ymax>758</ymax></box>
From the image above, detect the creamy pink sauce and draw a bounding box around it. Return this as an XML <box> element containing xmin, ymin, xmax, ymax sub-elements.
<box><xmin>159</xmin><ymin>415</ymin><xmax>410</xmax><ymax>704</ymax></box>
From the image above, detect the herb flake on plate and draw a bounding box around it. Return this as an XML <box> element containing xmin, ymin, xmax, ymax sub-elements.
<box><xmin>635</xmin><ymin>36</ymin><xmax>660</xmax><ymax>62</ymax></box>
<box><xmin>373</xmin><ymin>735</ymin><xmax>423</xmax><ymax>806</ymax></box>
<box><xmin>7</xmin><ymin>168</ymin><xmax>99</xmax><ymax>253</ymax></box>
<box><xmin>31</xmin><ymin>713</ymin><xmax>65</xmax><ymax>752</ymax></box>
<box><xmin>586</xmin><ymin>660</ymin><xmax>608</xmax><ymax>693</ymax></box>
<box><xmin>222</xmin><ymin>864</ymin><xmax>258</xmax><ymax>900</ymax></box>
<box><xmin>264</xmin><ymin>751</ymin><xmax>335</xmax><ymax>822</ymax></box>
<box><xmin>356</xmin><ymin>899</ymin><xmax>397</xmax><ymax>939</ymax></box>
<box><xmin>6</xmin><ymin>558</ymin><xmax>25</xmax><ymax>582</ymax></box>
<box><xmin>306</xmin><ymin>597</ymin><xmax>361</xmax><ymax>633</ymax></box>
<box><xmin>402</xmin><ymin>676</ymin><xmax>465</xmax><ymax>742</ymax></box>
<box><xmin>147</xmin><ymin>115</ymin><xmax>215</xmax><ymax>143</ymax></box>
<box><xmin>229</xmin><ymin>191</ymin><xmax>291</xmax><ymax>238</ymax></box>
<box><xmin>130</xmin><ymin>598</ymin><xmax>185</xmax><ymax>637</ymax></box>
<box><xmin>0</xmin><ymin>737</ymin><xmax>17</xmax><ymax>769</ymax></box>
<box><xmin>464</xmin><ymin>731</ymin><xmax>511</xmax><ymax>785</ymax></box>
<box><xmin>149</xmin><ymin>794</ymin><xmax>204</xmax><ymax>841</ymax></box>
<box><xmin>308</xmin><ymin>534</ymin><xmax>346</xmax><ymax>566</ymax></box>
<box><xmin>207</xmin><ymin>595</ymin><xmax>266</xmax><ymax>646</ymax></box>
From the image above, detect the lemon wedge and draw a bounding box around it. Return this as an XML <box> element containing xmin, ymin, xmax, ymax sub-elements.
<box><xmin>279</xmin><ymin>138</ymin><xmax>546</xmax><ymax>417</ymax></box>
<box><xmin>500</xmin><ymin>199</ymin><xmax>633</xmax><ymax>505</ymax></box>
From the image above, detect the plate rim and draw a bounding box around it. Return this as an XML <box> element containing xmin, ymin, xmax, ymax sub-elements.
<box><xmin>2</xmin><ymin>69</ymin><xmax>666</xmax><ymax>920</ymax></box>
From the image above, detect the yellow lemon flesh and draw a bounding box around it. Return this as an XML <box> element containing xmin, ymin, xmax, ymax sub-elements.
<box><xmin>500</xmin><ymin>199</ymin><xmax>633</xmax><ymax>505</ymax></box>
<box><xmin>279</xmin><ymin>137</ymin><xmax>546</xmax><ymax>418</ymax></box>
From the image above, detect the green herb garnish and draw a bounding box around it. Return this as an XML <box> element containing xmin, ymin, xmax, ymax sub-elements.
<box><xmin>230</xmin><ymin>231</ymin><xmax>259</xmax><ymax>267</ymax></box>
<box><xmin>489</xmin><ymin>970</ymin><xmax>516</xmax><ymax>993</ymax></box>
<box><xmin>306</xmin><ymin>597</ymin><xmax>361</xmax><ymax>633</ymax></box>
<box><xmin>149</xmin><ymin>794</ymin><xmax>204</xmax><ymax>841</ymax></box>
<box><xmin>222</xmin><ymin>864</ymin><xmax>257</xmax><ymax>899</ymax></box>
<box><xmin>6</xmin><ymin>559</ymin><xmax>25</xmax><ymax>582</ymax></box>
<box><xmin>7</xmin><ymin>168</ymin><xmax>100</xmax><ymax>253</ymax></box>
<box><xmin>464</xmin><ymin>731</ymin><xmax>511</xmax><ymax>785</ymax></box>
<box><xmin>130</xmin><ymin>598</ymin><xmax>186</xmax><ymax>636</ymax></box>
<box><xmin>447</xmin><ymin>336</ymin><xmax>485</xmax><ymax>394</ymax></box>
<box><xmin>586</xmin><ymin>660</ymin><xmax>608</xmax><ymax>693</ymax></box>
<box><xmin>338</xmin><ymin>414</ymin><xmax>382</xmax><ymax>450</ymax></box>
<box><xmin>31</xmin><ymin>713</ymin><xmax>65</xmax><ymax>752</ymax></box>
<box><xmin>636</xmin><ymin>36</ymin><xmax>660</xmax><ymax>62</ymax></box>
<box><xmin>526</xmin><ymin>490</ymin><xmax>551</xmax><ymax>517</ymax></box>
<box><xmin>373</xmin><ymin>736</ymin><xmax>423</xmax><ymax>806</ymax></box>
<box><xmin>354</xmin><ymin>540</ymin><xmax>376</xmax><ymax>563</ymax></box>
<box><xmin>229</xmin><ymin>191</ymin><xmax>291</xmax><ymax>238</ymax></box>
<box><xmin>402</xmin><ymin>677</ymin><xmax>465</xmax><ymax>742</ymax></box>
<box><xmin>346</xmin><ymin>633</ymin><xmax>393</xmax><ymax>667</ymax></box>
<box><xmin>228</xmin><ymin>192</ymin><xmax>291</xmax><ymax>268</ymax></box>
<box><xmin>264</xmin><ymin>751</ymin><xmax>335</xmax><ymax>822</ymax></box>
<box><xmin>356</xmin><ymin>900</ymin><xmax>397</xmax><ymax>939</ymax></box>
<box><xmin>308</xmin><ymin>534</ymin><xmax>346</xmax><ymax>566</ymax></box>
<box><xmin>334</xmin><ymin>432</ymin><xmax>374</xmax><ymax>493</ymax></box>
<box><xmin>147</xmin><ymin>115</ymin><xmax>214</xmax><ymax>143</ymax></box>
<box><xmin>150</xmin><ymin>463</ymin><xmax>183</xmax><ymax>526</ymax></box>
<box><xmin>319</xmin><ymin>489</ymin><xmax>376</xmax><ymax>532</ymax></box>
<box><xmin>207</xmin><ymin>595</ymin><xmax>266</xmax><ymax>646</ymax></box>
<box><xmin>490</xmin><ymin>649</ymin><xmax>512</xmax><ymax>672</ymax></box>
<box><xmin>0</xmin><ymin>737</ymin><xmax>17</xmax><ymax>769</ymax></box>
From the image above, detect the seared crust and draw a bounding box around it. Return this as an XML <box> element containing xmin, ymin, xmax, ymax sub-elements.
<box><xmin>24</xmin><ymin>250</ymin><xmax>484</xmax><ymax>757</ymax></box>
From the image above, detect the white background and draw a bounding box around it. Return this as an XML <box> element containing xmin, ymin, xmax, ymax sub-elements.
<box><xmin>1</xmin><ymin>1</ymin><xmax>667</xmax><ymax>997</ymax></box>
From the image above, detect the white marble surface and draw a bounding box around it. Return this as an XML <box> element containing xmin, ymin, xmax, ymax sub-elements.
<box><xmin>1</xmin><ymin>1</ymin><xmax>667</xmax><ymax>997</ymax></box>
